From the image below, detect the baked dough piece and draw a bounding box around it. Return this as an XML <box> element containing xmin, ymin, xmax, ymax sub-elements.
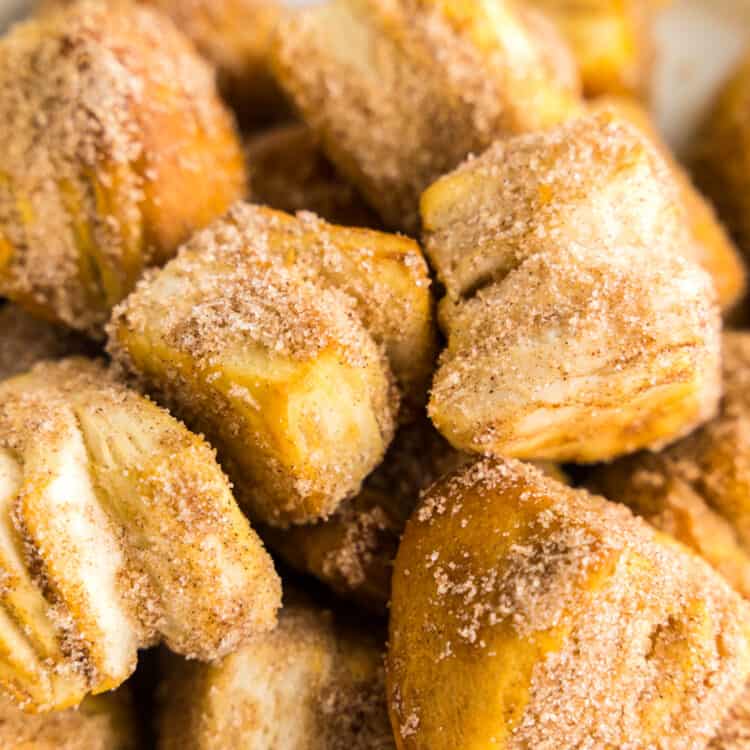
<box><xmin>0</xmin><ymin>358</ymin><xmax>280</xmax><ymax>712</ymax></box>
<box><xmin>272</xmin><ymin>0</ymin><xmax>581</xmax><ymax>232</ymax></box>
<box><xmin>530</xmin><ymin>0</ymin><xmax>656</xmax><ymax>99</ymax></box>
<box><xmin>424</xmin><ymin>113</ymin><xmax>721</xmax><ymax>463</ymax></box>
<box><xmin>0</xmin><ymin>689</ymin><xmax>137</xmax><ymax>749</ymax></box>
<box><xmin>590</xmin><ymin>96</ymin><xmax>746</xmax><ymax>312</ymax></box>
<box><xmin>388</xmin><ymin>458</ymin><xmax>750</xmax><ymax>750</ymax></box>
<box><xmin>588</xmin><ymin>332</ymin><xmax>750</xmax><ymax>600</ymax></box>
<box><xmin>108</xmin><ymin>203</ymin><xmax>435</xmax><ymax>524</ymax></box>
<box><xmin>693</xmin><ymin>51</ymin><xmax>750</xmax><ymax>268</ymax></box>
<box><xmin>0</xmin><ymin>304</ymin><xmax>92</xmax><ymax>381</ymax></box>
<box><xmin>159</xmin><ymin>598</ymin><xmax>395</xmax><ymax>750</ymax></box>
<box><xmin>0</xmin><ymin>0</ymin><xmax>247</xmax><ymax>334</ymax></box>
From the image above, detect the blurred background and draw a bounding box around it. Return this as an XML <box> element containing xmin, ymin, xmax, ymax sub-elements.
<box><xmin>653</xmin><ymin>0</ymin><xmax>750</xmax><ymax>150</ymax></box>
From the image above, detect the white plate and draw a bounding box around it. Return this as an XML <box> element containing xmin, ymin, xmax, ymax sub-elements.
<box><xmin>654</xmin><ymin>0</ymin><xmax>750</xmax><ymax>152</ymax></box>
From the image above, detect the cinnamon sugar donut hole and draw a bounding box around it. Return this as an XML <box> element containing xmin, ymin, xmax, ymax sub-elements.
<box><xmin>159</xmin><ymin>597</ymin><xmax>395</xmax><ymax>750</ymax></box>
<box><xmin>0</xmin><ymin>358</ymin><xmax>280</xmax><ymax>712</ymax></box>
<box><xmin>272</xmin><ymin>0</ymin><xmax>582</xmax><ymax>233</ymax></box>
<box><xmin>424</xmin><ymin>113</ymin><xmax>722</xmax><ymax>463</ymax></box>
<box><xmin>388</xmin><ymin>458</ymin><xmax>750</xmax><ymax>750</ymax></box>
<box><xmin>0</xmin><ymin>1</ymin><xmax>247</xmax><ymax>334</ymax></box>
<box><xmin>108</xmin><ymin>203</ymin><xmax>436</xmax><ymax>526</ymax></box>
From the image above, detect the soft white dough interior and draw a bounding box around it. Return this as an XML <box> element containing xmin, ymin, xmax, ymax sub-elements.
<box><xmin>30</xmin><ymin>426</ymin><xmax>137</xmax><ymax>684</ymax></box>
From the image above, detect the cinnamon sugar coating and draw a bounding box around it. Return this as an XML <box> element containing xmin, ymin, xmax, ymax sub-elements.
<box><xmin>588</xmin><ymin>332</ymin><xmax>750</xmax><ymax>600</ymax></box>
<box><xmin>693</xmin><ymin>51</ymin><xmax>750</xmax><ymax>268</ymax></box>
<box><xmin>261</xmin><ymin>419</ymin><xmax>467</xmax><ymax>613</ymax></box>
<box><xmin>245</xmin><ymin>124</ymin><xmax>380</xmax><ymax>228</ymax></box>
<box><xmin>425</xmin><ymin>113</ymin><xmax>722</xmax><ymax>463</ymax></box>
<box><xmin>0</xmin><ymin>1</ymin><xmax>247</xmax><ymax>334</ymax></box>
<box><xmin>0</xmin><ymin>688</ymin><xmax>137</xmax><ymax>749</ymax></box>
<box><xmin>107</xmin><ymin>203</ymin><xmax>421</xmax><ymax>525</ymax></box>
<box><xmin>272</xmin><ymin>0</ymin><xmax>581</xmax><ymax>233</ymax></box>
<box><xmin>40</xmin><ymin>0</ymin><xmax>288</xmax><ymax>126</ymax></box>
<box><xmin>159</xmin><ymin>597</ymin><xmax>395</xmax><ymax>750</ymax></box>
<box><xmin>184</xmin><ymin>203</ymin><xmax>434</xmax><ymax>406</ymax></box>
<box><xmin>422</xmin><ymin>112</ymin><xmax>685</xmax><ymax>304</ymax></box>
<box><xmin>388</xmin><ymin>458</ymin><xmax>750</xmax><ymax>750</ymax></box>
<box><xmin>530</xmin><ymin>0</ymin><xmax>656</xmax><ymax>99</ymax></box>
<box><xmin>591</xmin><ymin>96</ymin><xmax>747</xmax><ymax>312</ymax></box>
<box><xmin>711</xmin><ymin>681</ymin><xmax>750</xmax><ymax>749</ymax></box>
<box><xmin>0</xmin><ymin>303</ymin><xmax>93</xmax><ymax>381</ymax></box>
<box><xmin>0</xmin><ymin>358</ymin><xmax>280</xmax><ymax>712</ymax></box>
